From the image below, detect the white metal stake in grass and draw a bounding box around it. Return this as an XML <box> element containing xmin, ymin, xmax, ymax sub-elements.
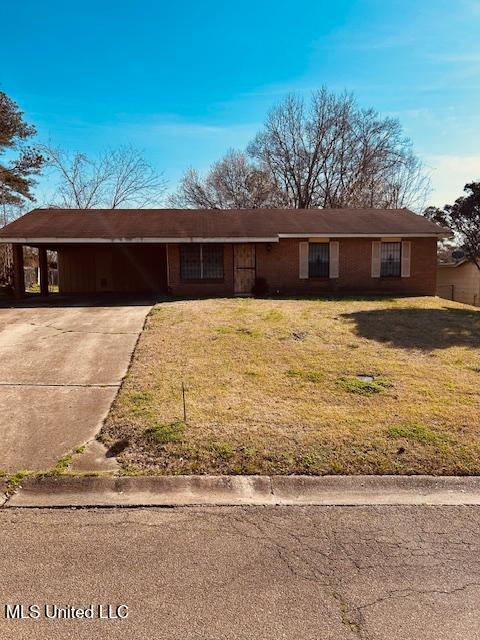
<box><xmin>182</xmin><ymin>382</ymin><xmax>187</xmax><ymax>423</ymax></box>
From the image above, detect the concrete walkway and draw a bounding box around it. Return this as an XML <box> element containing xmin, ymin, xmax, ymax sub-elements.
<box><xmin>0</xmin><ymin>297</ymin><xmax>152</xmax><ymax>473</ymax></box>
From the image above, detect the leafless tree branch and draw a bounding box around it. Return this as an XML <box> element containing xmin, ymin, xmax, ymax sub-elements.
<box><xmin>168</xmin><ymin>150</ymin><xmax>285</xmax><ymax>209</ymax></box>
<box><xmin>42</xmin><ymin>145</ymin><xmax>166</xmax><ymax>209</ymax></box>
<box><xmin>247</xmin><ymin>87</ymin><xmax>430</xmax><ymax>210</ymax></box>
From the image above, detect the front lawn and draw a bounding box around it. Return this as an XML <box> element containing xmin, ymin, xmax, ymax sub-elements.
<box><xmin>101</xmin><ymin>296</ymin><xmax>480</xmax><ymax>475</ymax></box>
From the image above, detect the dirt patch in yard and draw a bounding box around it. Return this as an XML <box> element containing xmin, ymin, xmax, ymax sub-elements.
<box><xmin>100</xmin><ymin>296</ymin><xmax>480</xmax><ymax>475</ymax></box>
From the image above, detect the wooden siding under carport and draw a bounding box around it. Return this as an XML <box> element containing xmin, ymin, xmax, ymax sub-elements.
<box><xmin>57</xmin><ymin>244</ymin><xmax>167</xmax><ymax>294</ymax></box>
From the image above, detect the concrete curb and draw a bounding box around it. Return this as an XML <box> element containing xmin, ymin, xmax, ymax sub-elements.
<box><xmin>5</xmin><ymin>474</ymin><xmax>480</xmax><ymax>507</ymax></box>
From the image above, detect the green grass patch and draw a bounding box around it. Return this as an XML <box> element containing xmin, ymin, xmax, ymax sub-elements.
<box><xmin>118</xmin><ymin>464</ymin><xmax>143</xmax><ymax>476</ymax></box>
<box><xmin>386</xmin><ymin>423</ymin><xmax>453</xmax><ymax>446</ymax></box>
<box><xmin>263</xmin><ymin>309</ymin><xmax>284</xmax><ymax>322</ymax></box>
<box><xmin>287</xmin><ymin>368</ymin><xmax>324</xmax><ymax>383</ymax></box>
<box><xmin>210</xmin><ymin>442</ymin><xmax>236</xmax><ymax>459</ymax></box>
<box><xmin>301</xmin><ymin>449</ymin><xmax>326</xmax><ymax>471</ymax></box>
<box><xmin>145</xmin><ymin>421</ymin><xmax>185</xmax><ymax>445</ymax></box>
<box><xmin>46</xmin><ymin>453</ymin><xmax>74</xmax><ymax>476</ymax></box>
<box><xmin>126</xmin><ymin>391</ymin><xmax>154</xmax><ymax>416</ymax></box>
<box><xmin>337</xmin><ymin>375</ymin><xmax>393</xmax><ymax>395</ymax></box>
<box><xmin>7</xmin><ymin>470</ymin><xmax>33</xmax><ymax>494</ymax></box>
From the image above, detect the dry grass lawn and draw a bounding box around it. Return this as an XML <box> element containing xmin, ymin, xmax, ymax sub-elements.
<box><xmin>101</xmin><ymin>296</ymin><xmax>480</xmax><ymax>475</ymax></box>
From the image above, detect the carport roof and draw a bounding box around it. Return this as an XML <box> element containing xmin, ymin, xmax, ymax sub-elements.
<box><xmin>0</xmin><ymin>207</ymin><xmax>450</xmax><ymax>243</ymax></box>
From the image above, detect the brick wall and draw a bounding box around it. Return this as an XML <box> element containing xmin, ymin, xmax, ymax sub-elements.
<box><xmin>167</xmin><ymin>238</ymin><xmax>437</xmax><ymax>297</ymax></box>
<box><xmin>256</xmin><ymin>237</ymin><xmax>437</xmax><ymax>296</ymax></box>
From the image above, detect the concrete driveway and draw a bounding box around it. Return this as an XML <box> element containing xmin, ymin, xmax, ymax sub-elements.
<box><xmin>0</xmin><ymin>298</ymin><xmax>152</xmax><ymax>473</ymax></box>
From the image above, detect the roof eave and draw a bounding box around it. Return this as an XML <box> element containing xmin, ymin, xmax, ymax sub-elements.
<box><xmin>278</xmin><ymin>232</ymin><xmax>447</xmax><ymax>238</ymax></box>
<box><xmin>1</xmin><ymin>232</ymin><xmax>449</xmax><ymax>243</ymax></box>
<box><xmin>0</xmin><ymin>236</ymin><xmax>280</xmax><ymax>244</ymax></box>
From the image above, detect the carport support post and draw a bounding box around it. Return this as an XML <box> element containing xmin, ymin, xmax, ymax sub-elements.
<box><xmin>12</xmin><ymin>243</ymin><xmax>26</xmax><ymax>299</ymax></box>
<box><xmin>38</xmin><ymin>246</ymin><xmax>49</xmax><ymax>296</ymax></box>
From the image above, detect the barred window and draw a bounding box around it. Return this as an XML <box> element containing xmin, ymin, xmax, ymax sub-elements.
<box><xmin>180</xmin><ymin>245</ymin><xmax>201</xmax><ymax>280</ymax></box>
<box><xmin>180</xmin><ymin>244</ymin><xmax>224</xmax><ymax>280</ymax></box>
<box><xmin>380</xmin><ymin>242</ymin><xmax>401</xmax><ymax>277</ymax></box>
<box><xmin>308</xmin><ymin>243</ymin><xmax>329</xmax><ymax>278</ymax></box>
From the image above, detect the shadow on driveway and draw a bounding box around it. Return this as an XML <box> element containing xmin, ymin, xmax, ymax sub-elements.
<box><xmin>0</xmin><ymin>293</ymin><xmax>165</xmax><ymax>309</ymax></box>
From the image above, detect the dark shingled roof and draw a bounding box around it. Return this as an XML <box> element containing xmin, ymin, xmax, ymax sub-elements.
<box><xmin>0</xmin><ymin>208</ymin><xmax>449</xmax><ymax>241</ymax></box>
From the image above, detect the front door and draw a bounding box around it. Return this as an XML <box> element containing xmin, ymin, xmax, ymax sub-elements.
<box><xmin>234</xmin><ymin>244</ymin><xmax>256</xmax><ymax>294</ymax></box>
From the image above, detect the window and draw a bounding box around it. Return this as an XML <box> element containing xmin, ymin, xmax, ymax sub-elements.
<box><xmin>380</xmin><ymin>242</ymin><xmax>401</xmax><ymax>277</ymax></box>
<box><xmin>202</xmin><ymin>245</ymin><xmax>224</xmax><ymax>279</ymax></box>
<box><xmin>180</xmin><ymin>244</ymin><xmax>224</xmax><ymax>280</ymax></box>
<box><xmin>308</xmin><ymin>243</ymin><xmax>329</xmax><ymax>278</ymax></box>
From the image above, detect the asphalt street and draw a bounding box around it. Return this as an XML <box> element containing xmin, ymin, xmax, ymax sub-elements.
<box><xmin>1</xmin><ymin>505</ymin><xmax>479</xmax><ymax>639</ymax></box>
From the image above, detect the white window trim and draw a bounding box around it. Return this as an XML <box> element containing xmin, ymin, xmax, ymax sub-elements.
<box><xmin>329</xmin><ymin>241</ymin><xmax>339</xmax><ymax>279</ymax></box>
<box><xmin>401</xmin><ymin>240</ymin><xmax>411</xmax><ymax>278</ymax></box>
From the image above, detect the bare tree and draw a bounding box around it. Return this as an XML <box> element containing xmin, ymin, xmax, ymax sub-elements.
<box><xmin>247</xmin><ymin>88</ymin><xmax>430</xmax><ymax>210</ymax></box>
<box><xmin>169</xmin><ymin>150</ymin><xmax>285</xmax><ymax>209</ymax></box>
<box><xmin>44</xmin><ymin>145</ymin><xmax>166</xmax><ymax>209</ymax></box>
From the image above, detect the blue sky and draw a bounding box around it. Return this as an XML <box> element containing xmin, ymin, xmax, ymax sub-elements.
<box><xmin>2</xmin><ymin>0</ymin><xmax>480</xmax><ymax>208</ymax></box>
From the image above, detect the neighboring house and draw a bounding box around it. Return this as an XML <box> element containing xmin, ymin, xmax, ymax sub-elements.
<box><xmin>437</xmin><ymin>257</ymin><xmax>480</xmax><ymax>306</ymax></box>
<box><xmin>0</xmin><ymin>208</ymin><xmax>449</xmax><ymax>298</ymax></box>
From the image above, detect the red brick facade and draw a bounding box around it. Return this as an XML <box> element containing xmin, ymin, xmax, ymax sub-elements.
<box><xmin>3</xmin><ymin>208</ymin><xmax>445</xmax><ymax>299</ymax></box>
<box><xmin>167</xmin><ymin>237</ymin><xmax>438</xmax><ymax>297</ymax></box>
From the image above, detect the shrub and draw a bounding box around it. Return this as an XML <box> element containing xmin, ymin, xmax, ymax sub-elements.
<box><xmin>252</xmin><ymin>277</ymin><xmax>269</xmax><ymax>297</ymax></box>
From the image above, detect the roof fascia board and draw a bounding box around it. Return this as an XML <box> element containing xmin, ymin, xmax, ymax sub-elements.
<box><xmin>0</xmin><ymin>236</ymin><xmax>279</xmax><ymax>244</ymax></box>
<box><xmin>278</xmin><ymin>233</ymin><xmax>445</xmax><ymax>238</ymax></box>
<box><xmin>1</xmin><ymin>233</ymin><xmax>449</xmax><ymax>243</ymax></box>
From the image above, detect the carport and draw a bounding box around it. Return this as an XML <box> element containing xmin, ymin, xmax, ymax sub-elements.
<box><xmin>9</xmin><ymin>243</ymin><xmax>167</xmax><ymax>298</ymax></box>
<box><xmin>1</xmin><ymin>210</ymin><xmax>171</xmax><ymax>298</ymax></box>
